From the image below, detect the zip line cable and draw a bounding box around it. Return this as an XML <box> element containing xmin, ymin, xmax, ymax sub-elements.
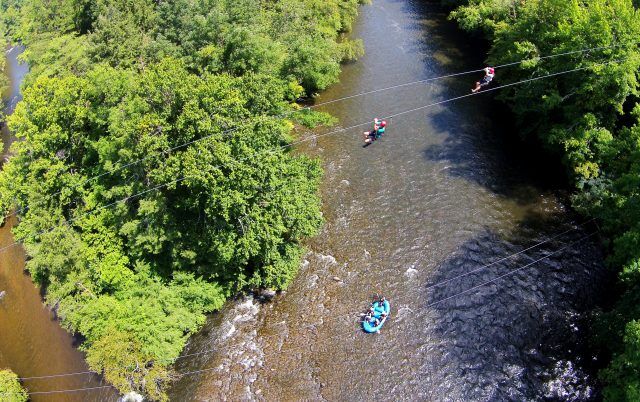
<box><xmin>1</xmin><ymin>42</ymin><xmax>630</xmax><ymax>222</ymax></box>
<box><xmin>4</xmin><ymin>228</ymin><xmax>598</xmax><ymax>395</ymax></box>
<box><xmin>492</xmin><ymin>43</ymin><xmax>629</xmax><ymax>70</ymax></box>
<box><xmin>14</xmin><ymin>218</ymin><xmax>596</xmax><ymax>384</ymax></box>
<box><xmin>0</xmin><ymin>58</ymin><xmax>622</xmax><ymax>258</ymax></box>
<box><xmin>424</xmin><ymin>218</ymin><xmax>595</xmax><ymax>290</ymax></box>
<box><xmin>258</xmin><ymin>218</ymin><xmax>596</xmax><ymax>304</ymax></box>
<box><xmin>173</xmin><ymin>230</ymin><xmax>600</xmax><ymax>378</ymax></box>
<box><xmin>18</xmin><ymin>370</ymin><xmax>96</xmax><ymax>381</ymax></box>
<box><xmin>426</xmin><ymin>231</ymin><xmax>599</xmax><ymax>308</ymax></box>
<box><xmin>315</xmin><ymin>42</ymin><xmax>632</xmax><ymax>108</ymax></box>
<box><xmin>2</xmin><ymin>59</ymin><xmax>617</xmax><ymax>395</ymax></box>
<box><xmin>19</xmin><ymin>220</ymin><xmax>590</xmax><ymax>393</ymax></box>
<box><xmin>172</xmin><ymin>217</ymin><xmax>596</xmax><ymax>363</ymax></box>
<box><xmin>0</xmin><ymin>385</ymin><xmax>115</xmax><ymax>397</ymax></box>
<box><xmin>27</xmin><ymin>385</ymin><xmax>115</xmax><ymax>396</ymax></box>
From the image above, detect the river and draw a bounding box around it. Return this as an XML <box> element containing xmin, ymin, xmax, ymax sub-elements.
<box><xmin>0</xmin><ymin>1</ymin><xmax>605</xmax><ymax>401</ymax></box>
<box><xmin>0</xmin><ymin>47</ymin><xmax>118</xmax><ymax>401</ymax></box>
<box><xmin>170</xmin><ymin>1</ymin><xmax>604</xmax><ymax>400</ymax></box>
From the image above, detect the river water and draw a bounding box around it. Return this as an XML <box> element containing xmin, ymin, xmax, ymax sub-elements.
<box><xmin>0</xmin><ymin>1</ymin><xmax>605</xmax><ymax>401</ymax></box>
<box><xmin>0</xmin><ymin>47</ymin><xmax>117</xmax><ymax>401</ymax></box>
<box><xmin>170</xmin><ymin>1</ymin><xmax>604</xmax><ymax>401</ymax></box>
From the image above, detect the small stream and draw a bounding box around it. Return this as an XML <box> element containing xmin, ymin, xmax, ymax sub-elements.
<box><xmin>0</xmin><ymin>46</ymin><xmax>118</xmax><ymax>402</ymax></box>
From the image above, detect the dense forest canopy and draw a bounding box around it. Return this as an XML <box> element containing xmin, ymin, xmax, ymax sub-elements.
<box><xmin>0</xmin><ymin>0</ymin><xmax>364</xmax><ymax>399</ymax></box>
<box><xmin>0</xmin><ymin>0</ymin><xmax>10</xmax><ymax>128</ymax></box>
<box><xmin>0</xmin><ymin>369</ymin><xmax>28</xmax><ymax>402</ymax></box>
<box><xmin>1</xmin><ymin>0</ymin><xmax>364</xmax><ymax>90</ymax></box>
<box><xmin>446</xmin><ymin>0</ymin><xmax>640</xmax><ymax>400</ymax></box>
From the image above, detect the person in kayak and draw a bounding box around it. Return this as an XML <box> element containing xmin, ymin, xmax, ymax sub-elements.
<box><xmin>366</xmin><ymin>312</ymin><xmax>380</xmax><ymax>325</ymax></box>
<box><xmin>471</xmin><ymin>67</ymin><xmax>495</xmax><ymax>93</ymax></box>
<box><xmin>373</xmin><ymin>297</ymin><xmax>386</xmax><ymax>315</ymax></box>
<box><xmin>378</xmin><ymin>296</ymin><xmax>387</xmax><ymax>308</ymax></box>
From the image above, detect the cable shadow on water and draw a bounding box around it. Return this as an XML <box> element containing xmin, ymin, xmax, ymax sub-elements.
<box><xmin>420</xmin><ymin>213</ymin><xmax>605</xmax><ymax>401</ymax></box>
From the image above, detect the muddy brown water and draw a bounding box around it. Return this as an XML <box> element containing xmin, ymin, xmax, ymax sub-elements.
<box><xmin>170</xmin><ymin>1</ymin><xmax>604</xmax><ymax>401</ymax></box>
<box><xmin>0</xmin><ymin>47</ymin><xmax>118</xmax><ymax>401</ymax></box>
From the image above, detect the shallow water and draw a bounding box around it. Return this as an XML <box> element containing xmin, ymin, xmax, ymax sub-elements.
<box><xmin>170</xmin><ymin>1</ymin><xmax>604</xmax><ymax>401</ymax></box>
<box><xmin>0</xmin><ymin>47</ymin><xmax>118</xmax><ymax>402</ymax></box>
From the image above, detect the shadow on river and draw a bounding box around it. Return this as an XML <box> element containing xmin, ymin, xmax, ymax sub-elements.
<box><xmin>170</xmin><ymin>0</ymin><xmax>605</xmax><ymax>401</ymax></box>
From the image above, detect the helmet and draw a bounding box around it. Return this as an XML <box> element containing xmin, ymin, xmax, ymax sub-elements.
<box><xmin>488</xmin><ymin>67</ymin><xmax>495</xmax><ymax>74</ymax></box>
<box><xmin>380</xmin><ymin>121</ymin><xmax>387</xmax><ymax>127</ymax></box>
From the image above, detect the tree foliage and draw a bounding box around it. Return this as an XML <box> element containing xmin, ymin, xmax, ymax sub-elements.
<box><xmin>447</xmin><ymin>0</ymin><xmax>640</xmax><ymax>400</ymax></box>
<box><xmin>0</xmin><ymin>369</ymin><xmax>28</xmax><ymax>402</ymax></box>
<box><xmin>5</xmin><ymin>0</ymin><xmax>364</xmax><ymax>93</ymax></box>
<box><xmin>0</xmin><ymin>52</ymin><xmax>7</xmax><ymax>129</ymax></box>
<box><xmin>0</xmin><ymin>0</ymin><xmax>365</xmax><ymax>399</ymax></box>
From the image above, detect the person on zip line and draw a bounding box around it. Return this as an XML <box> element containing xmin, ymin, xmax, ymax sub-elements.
<box><xmin>471</xmin><ymin>67</ymin><xmax>495</xmax><ymax>93</ymax></box>
<box><xmin>363</xmin><ymin>118</ymin><xmax>387</xmax><ymax>144</ymax></box>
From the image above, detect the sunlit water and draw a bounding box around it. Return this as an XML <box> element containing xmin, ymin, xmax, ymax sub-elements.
<box><xmin>170</xmin><ymin>1</ymin><xmax>604</xmax><ymax>401</ymax></box>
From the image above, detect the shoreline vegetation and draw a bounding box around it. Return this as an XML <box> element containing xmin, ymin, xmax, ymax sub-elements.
<box><xmin>0</xmin><ymin>369</ymin><xmax>28</xmax><ymax>402</ymax></box>
<box><xmin>0</xmin><ymin>0</ymin><xmax>365</xmax><ymax>399</ymax></box>
<box><xmin>444</xmin><ymin>0</ymin><xmax>640</xmax><ymax>399</ymax></box>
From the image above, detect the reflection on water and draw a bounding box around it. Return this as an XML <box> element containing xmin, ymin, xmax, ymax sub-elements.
<box><xmin>170</xmin><ymin>0</ymin><xmax>603</xmax><ymax>401</ymax></box>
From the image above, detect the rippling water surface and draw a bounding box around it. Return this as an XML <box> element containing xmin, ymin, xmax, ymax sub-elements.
<box><xmin>170</xmin><ymin>1</ymin><xmax>604</xmax><ymax>400</ymax></box>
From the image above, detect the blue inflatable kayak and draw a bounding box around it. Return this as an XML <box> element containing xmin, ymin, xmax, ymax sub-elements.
<box><xmin>362</xmin><ymin>300</ymin><xmax>390</xmax><ymax>333</ymax></box>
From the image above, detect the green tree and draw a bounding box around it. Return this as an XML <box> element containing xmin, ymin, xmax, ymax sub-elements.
<box><xmin>0</xmin><ymin>60</ymin><xmax>324</xmax><ymax>399</ymax></box>
<box><xmin>0</xmin><ymin>0</ymin><xmax>366</xmax><ymax>399</ymax></box>
<box><xmin>601</xmin><ymin>318</ymin><xmax>640</xmax><ymax>401</ymax></box>
<box><xmin>0</xmin><ymin>369</ymin><xmax>28</xmax><ymax>402</ymax></box>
